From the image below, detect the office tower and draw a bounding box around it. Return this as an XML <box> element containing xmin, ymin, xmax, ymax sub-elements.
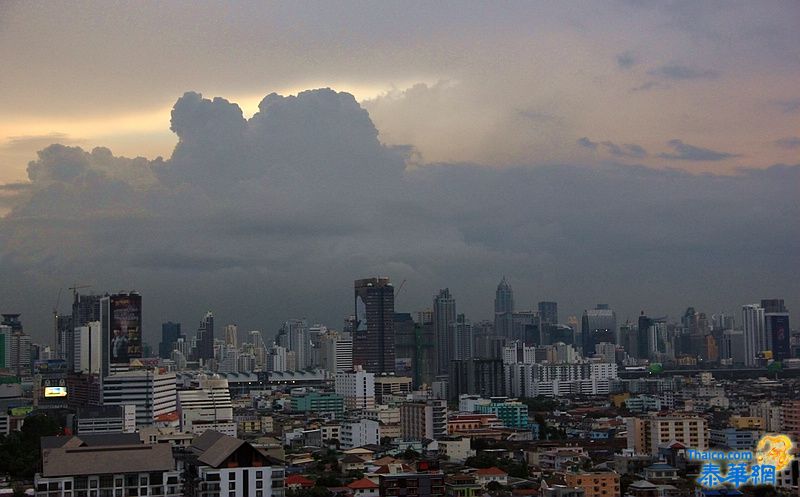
<box><xmin>720</xmin><ymin>330</ymin><xmax>745</xmax><ymax>365</ymax></box>
<box><xmin>742</xmin><ymin>304</ymin><xmax>766</xmax><ymax>366</ymax></box>
<box><xmin>352</xmin><ymin>277</ymin><xmax>395</xmax><ymax>373</ymax></box>
<box><xmin>394</xmin><ymin>312</ymin><xmax>417</xmax><ymax>379</ymax></box>
<box><xmin>223</xmin><ymin>324</ymin><xmax>238</xmax><ymax>349</ymax></box>
<box><xmin>1</xmin><ymin>314</ymin><xmax>22</xmax><ymax>332</ymax></box>
<box><xmin>73</xmin><ymin>321</ymin><xmax>102</xmax><ymax>374</ymax></box>
<box><xmin>636</xmin><ymin>312</ymin><xmax>667</xmax><ymax>360</ymax></box>
<box><xmin>433</xmin><ymin>288</ymin><xmax>456</xmax><ymax>374</ymax></box>
<box><xmin>280</xmin><ymin>319</ymin><xmax>311</xmax><ymax>369</ymax></box>
<box><xmin>100</xmin><ymin>292</ymin><xmax>143</xmax><ymax>375</ymax></box>
<box><xmin>581</xmin><ymin>304</ymin><xmax>617</xmax><ymax>357</ymax></box>
<box><xmin>762</xmin><ymin>299</ymin><xmax>791</xmax><ymax>361</ymax></box>
<box><xmin>194</xmin><ymin>311</ymin><xmax>214</xmax><ymax>363</ymax></box>
<box><xmin>538</xmin><ymin>301</ymin><xmax>558</xmax><ymax>325</ymax></box>
<box><xmin>102</xmin><ymin>369</ymin><xmax>177</xmax><ymax>427</ymax></box>
<box><xmin>512</xmin><ymin>310</ymin><xmax>540</xmax><ymax>344</ymax></box>
<box><xmin>494</xmin><ymin>277</ymin><xmax>514</xmax><ymax>338</ymax></box>
<box><xmin>335</xmin><ymin>366</ymin><xmax>376</xmax><ymax>410</ymax></box>
<box><xmin>451</xmin><ymin>313</ymin><xmax>473</xmax><ymax>361</ymax></box>
<box><xmin>159</xmin><ymin>321</ymin><xmax>183</xmax><ymax>359</ymax></box>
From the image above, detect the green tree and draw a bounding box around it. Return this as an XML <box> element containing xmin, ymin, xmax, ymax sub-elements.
<box><xmin>0</xmin><ymin>413</ymin><xmax>61</xmax><ymax>479</ymax></box>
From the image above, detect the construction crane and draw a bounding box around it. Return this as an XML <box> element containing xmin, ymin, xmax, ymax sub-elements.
<box><xmin>395</xmin><ymin>279</ymin><xmax>407</xmax><ymax>302</ymax></box>
<box><xmin>69</xmin><ymin>283</ymin><xmax>91</xmax><ymax>300</ymax></box>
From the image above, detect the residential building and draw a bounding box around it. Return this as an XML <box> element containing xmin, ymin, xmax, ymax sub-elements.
<box><xmin>374</xmin><ymin>374</ymin><xmax>412</xmax><ymax>403</ymax></box>
<box><xmin>564</xmin><ymin>472</ymin><xmax>620</xmax><ymax>497</ymax></box>
<box><xmin>742</xmin><ymin>304</ymin><xmax>765</xmax><ymax>367</ymax></box>
<box><xmin>340</xmin><ymin>418</ymin><xmax>380</xmax><ymax>449</ymax></box>
<box><xmin>35</xmin><ymin>434</ymin><xmax>182</xmax><ymax>497</ymax></box>
<box><xmin>433</xmin><ymin>288</ymin><xmax>457</xmax><ymax>374</ymax></box>
<box><xmin>75</xmin><ymin>405</ymin><xmax>136</xmax><ymax>434</ymax></box>
<box><xmin>626</xmin><ymin>414</ymin><xmax>708</xmax><ymax>455</ymax></box>
<box><xmin>177</xmin><ymin>375</ymin><xmax>235</xmax><ymax>437</ymax></box>
<box><xmin>291</xmin><ymin>391</ymin><xmax>345</xmax><ymax>416</ymax></box>
<box><xmin>475</xmin><ymin>397</ymin><xmax>529</xmax><ymax>429</ymax></box>
<box><xmin>378</xmin><ymin>473</ymin><xmax>445</xmax><ymax>497</ymax></box>
<box><xmin>400</xmin><ymin>400</ymin><xmax>447</xmax><ymax>440</ymax></box>
<box><xmin>335</xmin><ymin>366</ymin><xmax>376</xmax><ymax>410</ymax></box>
<box><xmin>181</xmin><ymin>430</ymin><xmax>285</xmax><ymax>497</ymax></box>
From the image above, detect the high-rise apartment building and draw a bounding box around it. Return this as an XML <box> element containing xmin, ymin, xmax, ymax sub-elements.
<box><xmin>742</xmin><ymin>304</ymin><xmax>766</xmax><ymax>366</ymax></box>
<box><xmin>433</xmin><ymin>288</ymin><xmax>457</xmax><ymax>374</ymax></box>
<box><xmin>626</xmin><ymin>414</ymin><xmax>708</xmax><ymax>455</ymax></box>
<box><xmin>279</xmin><ymin>319</ymin><xmax>311</xmax><ymax>369</ymax></box>
<box><xmin>73</xmin><ymin>321</ymin><xmax>102</xmax><ymax>374</ymax></box>
<box><xmin>352</xmin><ymin>277</ymin><xmax>395</xmax><ymax>373</ymax></box>
<box><xmin>319</xmin><ymin>331</ymin><xmax>353</xmax><ymax>375</ymax></box>
<box><xmin>494</xmin><ymin>277</ymin><xmax>514</xmax><ymax>338</ymax></box>
<box><xmin>451</xmin><ymin>313</ymin><xmax>473</xmax><ymax>361</ymax></box>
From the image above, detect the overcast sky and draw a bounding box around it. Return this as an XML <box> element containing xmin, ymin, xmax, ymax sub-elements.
<box><xmin>0</xmin><ymin>1</ymin><xmax>798</xmax><ymax>345</ymax></box>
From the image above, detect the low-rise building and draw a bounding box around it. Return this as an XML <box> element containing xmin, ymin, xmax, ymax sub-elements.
<box><xmin>564</xmin><ymin>472</ymin><xmax>620</xmax><ymax>497</ymax></box>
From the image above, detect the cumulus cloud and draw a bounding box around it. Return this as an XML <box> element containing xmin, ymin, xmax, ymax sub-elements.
<box><xmin>0</xmin><ymin>89</ymin><xmax>797</xmax><ymax>345</ymax></box>
<box><xmin>657</xmin><ymin>139</ymin><xmax>740</xmax><ymax>161</ymax></box>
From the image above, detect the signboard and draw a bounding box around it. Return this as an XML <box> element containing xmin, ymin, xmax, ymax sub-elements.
<box><xmin>44</xmin><ymin>386</ymin><xmax>67</xmax><ymax>398</ymax></box>
<box><xmin>110</xmin><ymin>294</ymin><xmax>142</xmax><ymax>364</ymax></box>
<box><xmin>9</xmin><ymin>406</ymin><xmax>33</xmax><ymax>416</ymax></box>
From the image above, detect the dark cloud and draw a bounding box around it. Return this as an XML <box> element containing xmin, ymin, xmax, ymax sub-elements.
<box><xmin>0</xmin><ymin>89</ymin><xmax>797</xmax><ymax>346</ymax></box>
<box><xmin>649</xmin><ymin>64</ymin><xmax>718</xmax><ymax>80</ymax></box>
<box><xmin>616</xmin><ymin>51</ymin><xmax>637</xmax><ymax>70</ymax></box>
<box><xmin>774</xmin><ymin>99</ymin><xmax>800</xmax><ymax>114</ymax></box>
<box><xmin>580</xmin><ymin>138</ymin><xmax>647</xmax><ymax>159</ymax></box>
<box><xmin>657</xmin><ymin>139</ymin><xmax>740</xmax><ymax>161</ymax></box>
<box><xmin>601</xmin><ymin>141</ymin><xmax>648</xmax><ymax>159</ymax></box>
<box><xmin>775</xmin><ymin>137</ymin><xmax>800</xmax><ymax>149</ymax></box>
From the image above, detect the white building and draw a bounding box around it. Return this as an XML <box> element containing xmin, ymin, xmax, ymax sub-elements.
<box><xmin>177</xmin><ymin>375</ymin><xmax>236</xmax><ymax>437</ymax></box>
<box><xmin>320</xmin><ymin>331</ymin><xmax>353</xmax><ymax>374</ymax></box>
<box><xmin>506</xmin><ymin>362</ymin><xmax>618</xmax><ymax>397</ymax></box>
<box><xmin>335</xmin><ymin>366</ymin><xmax>375</xmax><ymax>410</ymax></box>
<box><xmin>742</xmin><ymin>304</ymin><xmax>766</xmax><ymax>366</ymax></box>
<box><xmin>103</xmin><ymin>369</ymin><xmax>177</xmax><ymax>427</ymax></box>
<box><xmin>74</xmin><ymin>321</ymin><xmax>102</xmax><ymax>374</ymax></box>
<box><xmin>340</xmin><ymin>418</ymin><xmax>380</xmax><ymax>449</ymax></box>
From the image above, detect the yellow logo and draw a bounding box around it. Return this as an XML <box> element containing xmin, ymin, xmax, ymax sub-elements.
<box><xmin>755</xmin><ymin>434</ymin><xmax>793</xmax><ymax>472</ymax></box>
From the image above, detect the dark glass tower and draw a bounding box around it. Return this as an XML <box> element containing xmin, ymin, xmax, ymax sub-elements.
<box><xmin>494</xmin><ymin>277</ymin><xmax>514</xmax><ymax>338</ymax></box>
<box><xmin>433</xmin><ymin>288</ymin><xmax>456</xmax><ymax>375</ymax></box>
<box><xmin>352</xmin><ymin>277</ymin><xmax>395</xmax><ymax>373</ymax></box>
<box><xmin>159</xmin><ymin>321</ymin><xmax>183</xmax><ymax>359</ymax></box>
<box><xmin>195</xmin><ymin>312</ymin><xmax>215</xmax><ymax>362</ymax></box>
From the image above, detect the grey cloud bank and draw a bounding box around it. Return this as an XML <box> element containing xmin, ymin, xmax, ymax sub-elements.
<box><xmin>0</xmin><ymin>89</ymin><xmax>798</xmax><ymax>345</ymax></box>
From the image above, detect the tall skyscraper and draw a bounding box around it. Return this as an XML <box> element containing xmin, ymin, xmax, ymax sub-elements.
<box><xmin>194</xmin><ymin>311</ymin><xmax>214</xmax><ymax>363</ymax></box>
<box><xmin>73</xmin><ymin>293</ymin><xmax>102</xmax><ymax>328</ymax></box>
<box><xmin>742</xmin><ymin>304</ymin><xmax>766</xmax><ymax>367</ymax></box>
<box><xmin>451</xmin><ymin>313</ymin><xmax>473</xmax><ymax>361</ymax></box>
<box><xmin>494</xmin><ymin>277</ymin><xmax>514</xmax><ymax>338</ymax></box>
<box><xmin>581</xmin><ymin>304</ymin><xmax>617</xmax><ymax>357</ymax></box>
<box><xmin>762</xmin><ymin>299</ymin><xmax>791</xmax><ymax>361</ymax></box>
<box><xmin>159</xmin><ymin>321</ymin><xmax>183</xmax><ymax>359</ymax></box>
<box><xmin>280</xmin><ymin>319</ymin><xmax>311</xmax><ymax>369</ymax></box>
<box><xmin>223</xmin><ymin>324</ymin><xmax>238</xmax><ymax>349</ymax></box>
<box><xmin>100</xmin><ymin>293</ymin><xmax>142</xmax><ymax>376</ymax></box>
<box><xmin>433</xmin><ymin>288</ymin><xmax>456</xmax><ymax>374</ymax></box>
<box><xmin>352</xmin><ymin>277</ymin><xmax>395</xmax><ymax>374</ymax></box>
<box><xmin>538</xmin><ymin>301</ymin><xmax>558</xmax><ymax>325</ymax></box>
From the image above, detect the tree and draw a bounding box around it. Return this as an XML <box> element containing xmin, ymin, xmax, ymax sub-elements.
<box><xmin>487</xmin><ymin>480</ymin><xmax>503</xmax><ymax>492</ymax></box>
<box><xmin>0</xmin><ymin>413</ymin><xmax>61</xmax><ymax>479</ymax></box>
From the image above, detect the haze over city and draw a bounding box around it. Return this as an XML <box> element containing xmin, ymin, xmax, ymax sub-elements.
<box><xmin>0</xmin><ymin>1</ymin><xmax>797</xmax><ymax>346</ymax></box>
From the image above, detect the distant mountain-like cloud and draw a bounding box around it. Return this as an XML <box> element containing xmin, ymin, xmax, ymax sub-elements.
<box><xmin>775</xmin><ymin>137</ymin><xmax>800</xmax><ymax>149</ymax></box>
<box><xmin>657</xmin><ymin>139</ymin><xmax>740</xmax><ymax>161</ymax></box>
<box><xmin>0</xmin><ymin>89</ymin><xmax>797</xmax><ymax>345</ymax></box>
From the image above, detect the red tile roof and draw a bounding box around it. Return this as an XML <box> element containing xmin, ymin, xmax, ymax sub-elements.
<box><xmin>348</xmin><ymin>478</ymin><xmax>379</xmax><ymax>489</ymax></box>
<box><xmin>286</xmin><ymin>474</ymin><xmax>315</xmax><ymax>487</ymax></box>
<box><xmin>475</xmin><ymin>467</ymin><xmax>508</xmax><ymax>476</ymax></box>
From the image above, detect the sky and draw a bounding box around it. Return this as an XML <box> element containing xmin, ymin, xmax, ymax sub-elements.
<box><xmin>0</xmin><ymin>1</ymin><xmax>798</xmax><ymax>346</ymax></box>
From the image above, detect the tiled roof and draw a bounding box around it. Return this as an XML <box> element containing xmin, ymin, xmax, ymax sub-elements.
<box><xmin>348</xmin><ymin>478</ymin><xmax>379</xmax><ymax>489</ymax></box>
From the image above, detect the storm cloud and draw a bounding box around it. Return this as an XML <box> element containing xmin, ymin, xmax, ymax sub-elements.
<box><xmin>1</xmin><ymin>89</ymin><xmax>798</xmax><ymax>345</ymax></box>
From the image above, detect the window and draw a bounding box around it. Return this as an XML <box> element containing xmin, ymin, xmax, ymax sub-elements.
<box><xmin>229</xmin><ymin>482</ymin><xmax>236</xmax><ymax>490</ymax></box>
